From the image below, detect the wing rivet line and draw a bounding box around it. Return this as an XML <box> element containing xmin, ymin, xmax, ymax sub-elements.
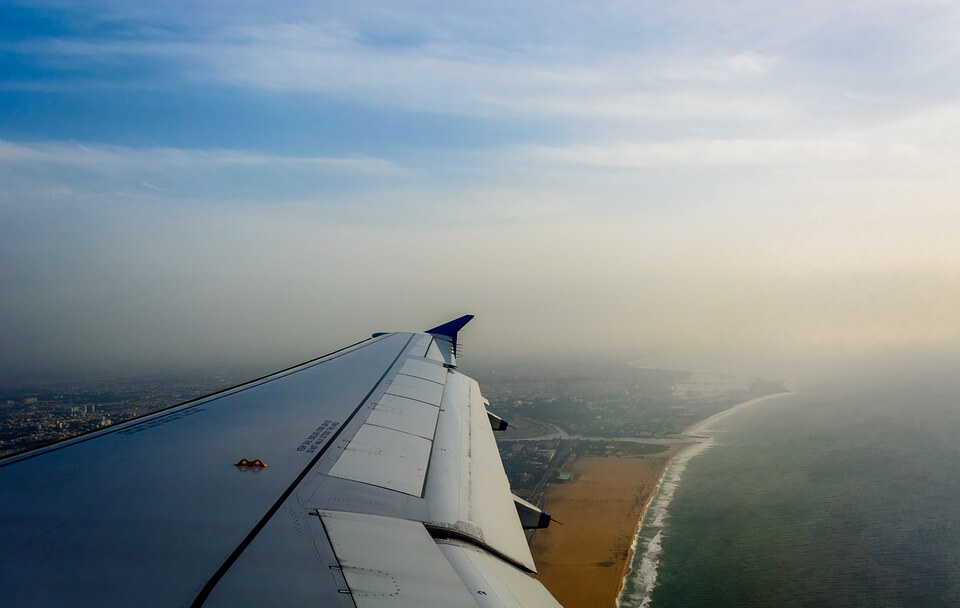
<box><xmin>235</xmin><ymin>458</ymin><xmax>268</xmax><ymax>468</ymax></box>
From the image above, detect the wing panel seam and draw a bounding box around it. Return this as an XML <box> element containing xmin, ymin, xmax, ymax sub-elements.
<box><xmin>395</xmin><ymin>371</ymin><xmax>446</xmax><ymax>386</ymax></box>
<box><xmin>361</xmin><ymin>421</ymin><xmax>438</xmax><ymax>442</ymax></box>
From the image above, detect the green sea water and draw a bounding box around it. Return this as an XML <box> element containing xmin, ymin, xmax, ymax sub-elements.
<box><xmin>620</xmin><ymin>364</ymin><xmax>960</xmax><ymax>607</ymax></box>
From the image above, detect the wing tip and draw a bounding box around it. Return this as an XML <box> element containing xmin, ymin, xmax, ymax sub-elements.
<box><xmin>425</xmin><ymin>314</ymin><xmax>474</xmax><ymax>341</ymax></box>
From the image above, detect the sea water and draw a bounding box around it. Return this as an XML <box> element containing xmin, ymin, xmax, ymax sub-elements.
<box><xmin>619</xmin><ymin>362</ymin><xmax>960</xmax><ymax>607</ymax></box>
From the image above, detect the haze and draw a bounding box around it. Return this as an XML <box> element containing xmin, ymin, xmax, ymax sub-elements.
<box><xmin>2</xmin><ymin>1</ymin><xmax>959</xmax><ymax>380</ymax></box>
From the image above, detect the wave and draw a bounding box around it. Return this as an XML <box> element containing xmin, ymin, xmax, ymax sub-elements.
<box><xmin>616</xmin><ymin>392</ymin><xmax>793</xmax><ymax>607</ymax></box>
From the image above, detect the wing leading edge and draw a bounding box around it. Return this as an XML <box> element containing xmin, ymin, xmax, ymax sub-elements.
<box><xmin>0</xmin><ymin>317</ymin><xmax>562</xmax><ymax>607</ymax></box>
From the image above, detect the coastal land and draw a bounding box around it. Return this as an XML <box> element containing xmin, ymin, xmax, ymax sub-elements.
<box><xmin>528</xmin><ymin>391</ymin><xmax>795</xmax><ymax>607</ymax></box>
<box><xmin>530</xmin><ymin>448</ymin><xmax>681</xmax><ymax>608</ymax></box>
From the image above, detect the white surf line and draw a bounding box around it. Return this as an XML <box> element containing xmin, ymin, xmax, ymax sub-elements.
<box><xmin>616</xmin><ymin>391</ymin><xmax>795</xmax><ymax>608</ymax></box>
<box><xmin>685</xmin><ymin>391</ymin><xmax>794</xmax><ymax>436</ymax></box>
<box><xmin>615</xmin><ymin>455</ymin><xmax>673</xmax><ymax>608</ymax></box>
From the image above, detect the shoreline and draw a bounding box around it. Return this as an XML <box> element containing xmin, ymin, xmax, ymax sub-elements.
<box><xmin>527</xmin><ymin>391</ymin><xmax>796</xmax><ymax>607</ymax></box>
<box><xmin>616</xmin><ymin>390</ymin><xmax>796</xmax><ymax>607</ymax></box>
<box><xmin>530</xmin><ymin>449</ymin><xmax>680</xmax><ymax>608</ymax></box>
<box><xmin>614</xmin><ymin>449</ymin><xmax>677</xmax><ymax>606</ymax></box>
<box><xmin>681</xmin><ymin>391</ymin><xmax>795</xmax><ymax>436</ymax></box>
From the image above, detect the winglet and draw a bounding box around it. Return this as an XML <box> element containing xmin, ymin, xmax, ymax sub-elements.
<box><xmin>426</xmin><ymin>314</ymin><xmax>474</xmax><ymax>353</ymax></box>
<box><xmin>425</xmin><ymin>314</ymin><xmax>474</xmax><ymax>341</ymax></box>
<box><xmin>426</xmin><ymin>314</ymin><xmax>473</xmax><ymax>343</ymax></box>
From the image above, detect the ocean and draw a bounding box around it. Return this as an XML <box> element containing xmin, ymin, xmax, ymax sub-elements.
<box><xmin>619</xmin><ymin>362</ymin><xmax>960</xmax><ymax>607</ymax></box>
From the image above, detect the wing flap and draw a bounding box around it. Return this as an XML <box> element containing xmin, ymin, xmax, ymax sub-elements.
<box><xmin>438</xmin><ymin>540</ymin><xmax>563</xmax><ymax>608</ymax></box>
<box><xmin>424</xmin><ymin>371</ymin><xmax>537</xmax><ymax>572</ymax></box>
<box><xmin>320</xmin><ymin>510</ymin><xmax>480</xmax><ymax>608</ymax></box>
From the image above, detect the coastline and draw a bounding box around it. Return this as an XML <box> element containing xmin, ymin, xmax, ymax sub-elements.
<box><xmin>528</xmin><ymin>391</ymin><xmax>795</xmax><ymax>607</ymax></box>
<box><xmin>615</xmin><ymin>451</ymin><xmax>676</xmax><ymax>605</ymax></box>
<box><xmin>682</xmin><ymin>391</ymin><xmax>795</xmax><ymax>436</ymax></box>
<box><xmin>616</xmin><ymin>390</ymin><xmax>795</xmax><ymax>607</ymax></box>
<box><xmin>530</xmin><ymin>450</ymin><xmax>680</xmax><ymax>608</ymax></box>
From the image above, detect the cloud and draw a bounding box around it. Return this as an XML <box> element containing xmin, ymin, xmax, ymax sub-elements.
<box><xmin>525</xmin><ymin>137</ymin><xmax>865</xmax><ymax>168</ymax></box>
<box><xmin>519</xmin><ymin>100</ymin><xmax>960</xmax><ymax>170</ymax></box>
<box><xmin>1</xmin><ymin>16</ymin><xmax>794</xmax><ymax>124</ymax></box>
<box><xmin>10</xmin><ymin>0</ymin><xmax>957</xmax><ymax>136</ymax></box>
<box><xmin>726</xmin><ymin>51</ymin><xmax>778</xmax><ymax>75</ymax></box>
<box><xmin>0</xmin><ymin>139</ymin><xmax>404</xmax><ymax>174</ymax></box>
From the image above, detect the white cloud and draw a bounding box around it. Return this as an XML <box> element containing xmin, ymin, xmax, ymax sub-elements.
<box><xmin>520</xmin><ymin>101</ymin><xmax>960</xmax><ymax>170</ymax></box>
<box><xmin>726</xmin><ymin>51</ymin><xmax>778</xmax><ymax>75</ymax></box>
<box><xmin>0</xmin><ymin>139</ymin><xmax>404</xmax><ymax>174</ymax></box>
<box><xmin>526</xmin><ymin>137</ymin><xmax>865</xmax><ymax>168</ymax></box>
<box><xmin>2</xmin><ymin>18</ymin><xmax>796</xmax><ymax>125</ymax></box>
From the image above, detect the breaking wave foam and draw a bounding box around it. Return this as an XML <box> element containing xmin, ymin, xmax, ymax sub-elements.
<box><xmin>616</xmin><ymin>393</ymin><xmax>792</xmax><ymax>607</ymax></box>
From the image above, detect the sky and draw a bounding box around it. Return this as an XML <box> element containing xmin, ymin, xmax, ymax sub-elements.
<box><xmin>2</xmin><ymin>0</ymin><xmax>960</xmax><ymax>379</ymax></box>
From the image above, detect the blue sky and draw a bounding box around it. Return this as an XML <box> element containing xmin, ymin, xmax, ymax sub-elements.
<box><xmin>3</xmin><ymin>0</ymin><xmax>960</xmax><ymax>377</ymax></box>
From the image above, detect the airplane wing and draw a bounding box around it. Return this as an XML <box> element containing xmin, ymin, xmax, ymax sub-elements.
<box><xmin>0</xmin><ymin>316</ymin><xmax>563</xmax><ymax>607</ymax></box>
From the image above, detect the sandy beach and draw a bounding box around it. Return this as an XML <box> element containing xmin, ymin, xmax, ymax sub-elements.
<box><xmin>530</xmin><ymin>392</ymin><xmax>794</xmax><ymax>606</ymax></box>
<box><xmin>530</xmin><ymin>449</ymin><xmax>680</xmax><ymax>607</ymax></box>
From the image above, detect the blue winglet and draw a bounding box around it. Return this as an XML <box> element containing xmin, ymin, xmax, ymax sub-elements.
<box><xmin>425</xmin><ymin>314</ymin><xmax>474</xmax><ymax>347</ymax></box>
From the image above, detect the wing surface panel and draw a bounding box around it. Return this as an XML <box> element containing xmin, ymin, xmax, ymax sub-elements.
<box><xmin>409</xmin><ymin>334</ymin><xmax>433</xmax><ymax>357</ymax></box>
<box><xmin>425</xmin><ymin>339</ymin><xmax>445</xmax><ymax>363</ymax></box>
<box><xmin>327</xmin><ymin>423</ymin><xmax>432</xmax><ymax>496</ymax></box>
<box><xmin>432</xmin><ymin>337</ymin><xmax>457</xmax><ymax>367</ymax></box>
<box><xmin>0</xmin><ymin>332</ymin><xmax>413</xmax><ymax>606</ymax></box>
<box><xmin>384</xmin><ymin>373</ymin><xmax>445</xmax><ymax>405</ymax></box>
<box><xmin>398</xmin><ymin>357</ymin><xmax>449</xmax><ymax>384</ymax></box>
<box><xmin>365</xmin><ymin>393</ymin><xmax>441</xmax><ymax>439</ymax></box>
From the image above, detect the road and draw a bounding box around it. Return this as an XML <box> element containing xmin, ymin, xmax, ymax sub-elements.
<box><xmin>497</xmin><ymin>420</ymin><xmax>699</xmax><ymax>446</ymax></box>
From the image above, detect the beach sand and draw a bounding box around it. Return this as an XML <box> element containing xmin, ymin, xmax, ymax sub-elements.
<box><xmin>531</xmin><ymin>450</ymin><xmax>679</xmax><ymax>608</ymax></box>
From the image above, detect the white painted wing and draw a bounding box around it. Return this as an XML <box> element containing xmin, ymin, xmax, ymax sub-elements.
<box><xmin>0</xmin><ymin>318</ymin><xmax>563</xmax><ymax>607</ymax></box>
